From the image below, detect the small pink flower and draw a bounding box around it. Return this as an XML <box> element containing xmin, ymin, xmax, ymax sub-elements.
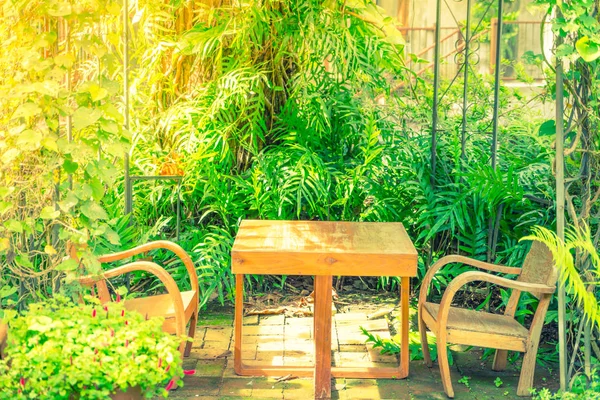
<box><xmin>158</xmin><ymin>358</ymin><xmax>162</xmax><ymax>368</ymax></box>
<box><xmin>165</xmin><ymin>379</ymin><xmax>176</xmax><ymax>391</ymax></box>
<box><xmin>183</xmin><ymin>370</ymin><xmax>195</xmax><ymax>375</ymax></box>
<box><xmin>103</xmin><ymin>306</ymin><xmax>108</xmax><ymax>312</ymax></box>
<box><xmin>165</xmin><ymin>365</ymin><xmax>170</xmax><ymax>372</ymax></box>
<box><xmin>125</xmin><ymin>320</ymin><xmax>128</xmax><ymax>326</ymax></box>
<box><xmin>116</xmin><ymin>293</ymin><xmax>121</xmax><ymax>303</ymax></box>
<box><xmin>121</xmin><ymin>310</ymin><xmax>125</xmax><ymax>317</ymax></box>
<box><xmin>19</xmin><ymin>377</ymin><xmax>25</xmax><ymax>387</ymax></box>
<box><xmin>92</xmin><ymin>309</ymin><xmax>97</xmax><ymax>317</ymax></box>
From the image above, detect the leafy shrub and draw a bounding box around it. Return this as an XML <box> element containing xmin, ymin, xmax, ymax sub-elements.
<box><xmin>0</xmin><ymin>295</ymin><xmax>184</xmax><ymax>399</ymax></box>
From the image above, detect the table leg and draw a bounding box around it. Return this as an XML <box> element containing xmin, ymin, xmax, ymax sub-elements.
<box><xmin>234</xmin><ymin>274</ymin><xmax>244</xmax><ymax>375</ymax></box>
<box><xmin>399</xmin><ymin>276</ymin><xmax>410</xmax><ymax>379</ymax></box>
<box><xmin>314</xmin><ymin>275</ymin><xmax>333</xmax><ymax>399</ymax></box>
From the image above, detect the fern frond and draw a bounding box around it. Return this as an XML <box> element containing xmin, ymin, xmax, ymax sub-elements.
<box><xmin>522</xmin><ymin>225</ymin><xmax>600</xmax><ymax>329</ymax></box>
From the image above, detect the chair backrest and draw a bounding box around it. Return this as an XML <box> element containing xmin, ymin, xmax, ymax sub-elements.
<box><xmin>516</xmin><ymin>241</ymin><xmax>556</xmax><ymax>298</ymax></box>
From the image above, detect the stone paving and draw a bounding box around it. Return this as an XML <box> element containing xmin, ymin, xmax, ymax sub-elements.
<box><xmin>169</xmin><ymin>310</ymin><xmax>560</xmax><ymax>399</ymax></box>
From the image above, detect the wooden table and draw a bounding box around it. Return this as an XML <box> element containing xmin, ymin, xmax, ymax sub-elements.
<box><xmin>231</xmin><ymin>220</ymin><xmax>418</xmax><ymax>399</ymax></box>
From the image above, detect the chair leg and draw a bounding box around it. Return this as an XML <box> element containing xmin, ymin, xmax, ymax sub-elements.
<box><xmin>492</xmin><ymin>349</ymin><xmax>508</xmax><ymax>371</ymax></box>
<box><xmin>184</xmin><ymin>307</ymin><xmax>198</xmax><ymax>357</ymax></box>
<box><xmin>516</xmin><ymin>350</ymin><xmax>537</xmax><ymax>396</ymax></box>
<box><xmin>418</xmin><ymin>311</ymin><xmax>433</xmax><ymax>367</ymax></box>
<box><xmin>178</xmin><ymin>342</ymin><xmax>186</xmax><ymax>360</ymax></box>
<box><xmin>437</xmin><ymin>338</ymin><xmax>454</xmax><ymax>398</ymax></box>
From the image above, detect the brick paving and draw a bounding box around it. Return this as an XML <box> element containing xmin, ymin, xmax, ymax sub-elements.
<box><xmin>168</xmin><ymin>310</ymin><xmax>560</xmax><ymax>399</ymax></box>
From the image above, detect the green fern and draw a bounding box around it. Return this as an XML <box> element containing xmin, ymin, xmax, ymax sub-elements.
<box><xmin>523</xmin><ymin>225</ymin><xmax>600</xmax><ymax>329</ymax></box>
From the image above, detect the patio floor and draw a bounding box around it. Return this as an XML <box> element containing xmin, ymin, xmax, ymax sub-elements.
<box><xmin>169</xmin><ymin>300</ymin><xmax>560</xmax><ymax>399</ymax></box>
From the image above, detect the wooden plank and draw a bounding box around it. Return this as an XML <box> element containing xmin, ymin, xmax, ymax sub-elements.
<box><xmin>232</xmin><ymin>252</ymin><xmax>417</xmax><ymax>276</ymax></box>
<box><xmin>123</xmin><ymin>290</ymin><xmax>196</xmax><ymax>333</ymax></box>
<box><xmin>399</xmin><ymin>277</ymin><xmax>410</xmax><ymax>379</ymax></box>
<box><xmin>314</xmin><ymin>275</ymin><xmax>333</xmax><ymax>399</ymax></box>
<box><xmin>234</xmin><ymin>274</ymin><xmax>243</xmax><ymax>374</ymax></box>
<box><xmin>232</xmin><ymin>220</ymin><xmax>418</xmax><ymax>276</ymax></box>
<box><xmin>233</xmin><ymin>220</ymin><xmax>417</xmax><ymax>256</ymax></box>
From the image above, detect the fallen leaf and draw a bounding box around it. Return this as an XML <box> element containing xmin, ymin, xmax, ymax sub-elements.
<box><xmin>366</xmin><ymin>307</ymin><xmax>394</xmax><ymax>320</ymax></box>
<box><xmin>275</xmin><ymin>374</ymin><xmax>298</xmax><ymax>383</ymax></box>
<box><xmin>245</xmin><ymin>306</ymin><xmax>287</xmax><ymax>316</ymax></box>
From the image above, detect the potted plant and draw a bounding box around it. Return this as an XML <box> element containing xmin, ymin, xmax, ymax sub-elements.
<box><xmin>0</xmin><ymin>295</ymin><xmax>185</xmax><ymax>399</ymax></box>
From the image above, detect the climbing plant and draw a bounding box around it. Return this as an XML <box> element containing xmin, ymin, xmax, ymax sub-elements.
<box><xmin>533</xmin><ymin>0</ymin><xmax>600</xmax><ymax>390</ymax></box>
<box><xmin>0</xmin><ymin>0</ymin><xmax>129</xmax><ymax>307</ymax></box>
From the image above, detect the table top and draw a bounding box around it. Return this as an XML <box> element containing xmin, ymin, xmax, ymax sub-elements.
<box><xmin>231</xmin><ymin>220</ymin><xmax>418</xmax><ymax>276</ymax></box>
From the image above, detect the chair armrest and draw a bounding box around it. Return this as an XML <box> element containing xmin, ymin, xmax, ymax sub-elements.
<box><xmin>77</xmin><ymin>261</ymin><xmax>186</xmax><ymax>336</ymax></box>
<box><xmin>418</xmin><ymin>255</ymin><xmax>521</xmax><ymax>310</ymax></box>
<box><xmin>436</xmin><ymin>271</ymin><xmax>556</xmax><ymax>328</ymax></box>
<box><xmin>97</xmin><ymin>241</ymin><xmax>199</xmax><ymax>295</ymax></box>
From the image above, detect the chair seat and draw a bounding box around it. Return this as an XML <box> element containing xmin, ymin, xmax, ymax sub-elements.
<box><xmin>422</xmin><ymin>302</ymin><xmax>529</xmax><ymax>352</ymax></box>
<box><xmin>124</xmin><ymin>290</ymin><xmax>197</xmax><ymax>334</ymax></box>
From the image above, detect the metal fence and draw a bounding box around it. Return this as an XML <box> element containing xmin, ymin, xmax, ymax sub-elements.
<box><xmin>400</xmin><ymin>20</ymin><xmax>545</xmax><ymax>80</ymax></box>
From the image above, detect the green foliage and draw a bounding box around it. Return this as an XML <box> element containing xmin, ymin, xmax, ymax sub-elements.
<box><xmin>532</xmin><ymin>369</ymin><xmax>600</xmax><ymax>399</ymax></box>
<box><xmin>536</xmin><ymin>0</ymin><xmax>600</xmax><ymax>382</ymax></box>
<box><xmin>0</xmin><ymin>0</ymin><xmax>130</xmax><ymax>306</ymax></box>
<box><xmin>360</xmin><ymin>327</ymin><xmax>454</xmax><ymax>366</ymax></box>
<box><xmin>0</xmin><ymin>295</ymin><xmax>183</xmax><ymax>399</ymax></box>
<box><xmin>0</xmin><ymin>0</ymin><xmax>557</xmax><ymax>317</ymax></box>
<box><xmin>458</xmin><ymin>375</ymin><xmax>471</xmax><ymax>389</ymax></box>
<box><xmin>523</xmin><ymin>225</ymin><xmax>600</xmax><ymax>329</ymax></box>
<box><xmin>126</xmin><ymin>0</ymin><xmax>412</xmax><ymax>303</ymax></box>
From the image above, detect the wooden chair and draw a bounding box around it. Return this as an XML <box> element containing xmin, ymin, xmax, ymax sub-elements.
<box><xmin>0</xmin><ymin>321</ymin><xmax>7</xmax><ymax>359</ymax></box>
<box><xmin>418</xmin><ymin>242</ymin><xmax>556</xmax><ymax>397</ymax></box>
<box><xmin>70</xmin><ymin>241</ymin><xmax>199</xmax><ymax>357</ymax></box>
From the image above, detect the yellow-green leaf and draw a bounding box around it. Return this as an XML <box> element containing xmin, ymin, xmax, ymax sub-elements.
<box><xmin>44</xmin><ymin>244</ymin><xmax>57</xmax><ymax>255</ymax></box>
<box><xmin>55</xmin><ymin>259</ymin><xmax>78</xmax><ymax>271</ymax></box>
<box><xmin>72</xmin><ymin>107</ymin><xmax>102</xmax><ymax>130</ymax></box>
<box><xmin>0</xmin><ymin>238</ymin><xmax>9</xmax><ymax>252</ymax></box>
<box><xmin>1</xmin><ymin>148</ymin><xmax>20</xmax><ymax>165</ymax></box>
<box><xmin>12</xmin><ymin>103</ymin><xmax>42</xmax><ymax>119</ymax></box>
<box><xmin>28</xmin><ymin>316</ymin><xmax>54</xmax><ymax>332</ymax></box>
<box><xmin>0</xmin><ymin>201</ymin><xmax>13</xmax><ymax>215</ymax></box>
<box><xmin>0</xmin><ymin>187</ymin><xmax>15</xmax><ymax>199</ymax></box>
<box><xmin>4</xmin><ymin>219</ymin><xmax>23</xmax><ymax>233</ymax></box>
<box><xmin>40</xmin><ymin>206</ymin><xmax>60</xmax><ymax>220</ymax></box>
<box><xmin>80</xmin><ymin>201</ymin><xmax>109</xmax><ymax>220</ymax></box>
<box><xmin>16</xmin><ymin>130</ymin><xmax>43</xmax><ymax>151</ymax></box>
<box><xmin>575</xmin><ymin>36</ymin><xmax>600</xmax><ymax>62</ymax></box>
<box><xmin>58</xmin><ymin>192</ymin><xmax>78</xmax><ymax>212</ymax></box>
<box><xmin>88</xmin><ymin>85</ymin><xmax>109</xmax><ymax>102</ymax></box>
<box><xmin>54</xmin><ymin>53</ymin><xmax>76</xmax><ymax>68</ymax></box>
<box><xmin>41</xmin><ymin>137</ymin><xmax>59</xmax><ymax>152</ymax></box>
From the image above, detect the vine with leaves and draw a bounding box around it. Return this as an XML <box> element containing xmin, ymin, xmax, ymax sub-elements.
<box><xmin>532</xmin><ymin>0</ymin><xmax>600</xmax><ymax>390</ymax></box>
<box><xmin>0</xmin><ymin>0</ymin><xmax>129</xmax><ymax>307</ymax></box>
